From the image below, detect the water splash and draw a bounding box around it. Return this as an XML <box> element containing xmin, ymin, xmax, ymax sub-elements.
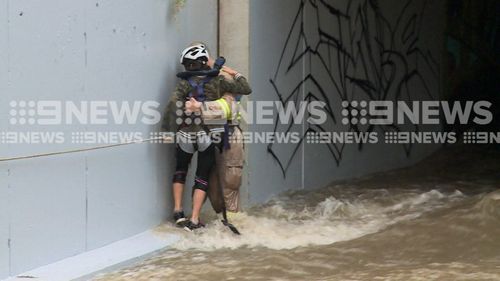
<box><xmin>157</xmin><ymin>189</ymin><xmax>467</xmax><ymax>251</ymax></box>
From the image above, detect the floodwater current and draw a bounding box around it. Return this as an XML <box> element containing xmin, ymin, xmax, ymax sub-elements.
<box><xmin>95</xmin><ymin>145</ymin><xmax>500</xmax><ymax>281</ymax></box>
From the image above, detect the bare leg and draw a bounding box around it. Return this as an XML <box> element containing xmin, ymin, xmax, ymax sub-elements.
<box><xmin>191</xmin><ymin>189</ymin><xmax>207</xmax><ymax>224</ymax></box>
<box><xmin>173</xmin><ymin>182</ymin><xmax>184</xmax><ymax>211</ymax></box>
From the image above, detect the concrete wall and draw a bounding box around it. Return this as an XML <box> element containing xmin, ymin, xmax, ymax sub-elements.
<box><xmin>0</xmin><ymin>0</ymin><xmax>447</xmax><ymax>278</ymax></box>
<box><xmin>0</xmin><ymin>0</ymin><xmax>217</xmax><ymax>278</ymax></box>
<box><xmin>247</xmin><ymin>0</ymin><xmax>446</xmax><ymax>203</ymax></box>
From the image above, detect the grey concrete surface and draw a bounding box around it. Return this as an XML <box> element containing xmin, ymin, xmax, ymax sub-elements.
<box><xmin>247</xmin><ymin>0</ymin><xmax>446</xmax><ymax>202</ymax></box>
<box><xmin>0</xmin><ymin>0</ymin><xmax>217</xmax><ymax>278</ymax></box>
<box><xmin>0</xmin><ymin>0</ymin><xmax>447</xmax><ymax>278</ymax></box>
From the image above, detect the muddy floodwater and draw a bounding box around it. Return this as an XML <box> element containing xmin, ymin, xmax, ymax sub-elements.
<box><xmin>94</xmin><ymin>145</ymin><xmax>500</xmax><ymax>281</ymax></box>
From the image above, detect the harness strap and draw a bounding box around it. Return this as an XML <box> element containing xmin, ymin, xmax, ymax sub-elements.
<box><xmin>187</xmin><ymin>76</ymin><xmax>213</xmax><ymax>102</ymax></box>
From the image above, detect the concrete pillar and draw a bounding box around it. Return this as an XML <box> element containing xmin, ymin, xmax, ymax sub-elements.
<box><xmin>218</xmin><ymin>0</ymin><xmax>250</xmax><ymax>77</ymax></box>
<box><xmin>218</xmin><ymin>0</ymin><xmax>251</xmax><ymax>208</ymax></box>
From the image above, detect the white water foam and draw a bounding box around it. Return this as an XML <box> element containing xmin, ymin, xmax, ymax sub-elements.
<box><xmin>161</xmin><ymin>189</ymin><xmax>466</xmax><ymax>251</ymax></box>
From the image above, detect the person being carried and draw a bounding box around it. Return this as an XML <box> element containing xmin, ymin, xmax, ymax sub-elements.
<box><xmin>162</xmin><ymin>43</ymin><xmax>251</xmax><ymax>231</ymax></box>
<box><xmin>185</xmin><ymin>60</ymin><xmax>250</xmax><ymax>221</ymax></box>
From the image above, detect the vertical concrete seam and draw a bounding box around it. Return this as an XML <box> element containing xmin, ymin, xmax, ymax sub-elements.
<box><xmin>83</xmin><ymin>3</ymin><xmax>89</xmax><ymax>251</ymax></box>
<box><xmin>216</xmin><ymin>0</ymin><xmax>220</xmax><ymax>56</ymax></box>
<box><xmin>6</xmin><ymin>0</ymin><xmax>10</xmax><ymax>87</ymax></box>
<box><xmin>6</xmin><ymin>0</ymin><xmax>12</xmax><ymax>275</ymax></box>
<box><xmin>84</xmin><ymin>156</ymin><xmax>88</xmax><ymax>251</ymax></box>
<box><xmin>84</xmin><ymin>32</ymin><xmax>88</xmax><ymax>68</ymax></box>
<box><xmin>301</xmin><ymin>2</ymin><xmax>306</xmax><ymax>190</ymax></box>
<box><xmin>243</xmin><ymin>0</ymin><xmax>250</xmax><ymax>204</ymax></box>
<box><xmin>7</xmin><ymin>169</ymin><xmax>11</xmax><ymax>276</ymax></box>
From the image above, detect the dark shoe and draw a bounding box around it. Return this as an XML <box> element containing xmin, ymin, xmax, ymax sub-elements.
<box><xmin>173</xmin><ymin>211</ymin><xmax>188</xmax><ymax>227</ymax></box>
<box><xmin>183</xmin><ymin>220</ymin><xmax>205</xmax><ymax>232</ymax></box>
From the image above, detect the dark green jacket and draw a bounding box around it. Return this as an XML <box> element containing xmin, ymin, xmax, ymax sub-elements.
<box><xmin>162</xmin><ymin>75</ymin><xmax>251</xmax><ymax>132</ymax></box>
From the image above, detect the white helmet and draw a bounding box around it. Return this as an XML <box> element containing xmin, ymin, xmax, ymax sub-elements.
<box><xmin>180</xmin><ymin>44</ymin><xmax>210</xmax><ymax>64</ymax></box>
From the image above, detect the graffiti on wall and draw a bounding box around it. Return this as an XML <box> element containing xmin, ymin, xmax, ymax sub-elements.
<box><xmin>269</xmin><ymin>0</ymin><xmax>441</xmax><ymax>177</ymax></box>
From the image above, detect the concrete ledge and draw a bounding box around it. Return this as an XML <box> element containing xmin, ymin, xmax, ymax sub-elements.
<box><xmin>2</xmin><ymin>230</ymin><xmax>179</xmax><ymax>281</ymax></box>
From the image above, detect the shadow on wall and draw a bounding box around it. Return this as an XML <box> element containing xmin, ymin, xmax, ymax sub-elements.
<box><xmin>269</xmin><ymin>0</ymin><xmax>441</xmax><ymax>177</ymax></box>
